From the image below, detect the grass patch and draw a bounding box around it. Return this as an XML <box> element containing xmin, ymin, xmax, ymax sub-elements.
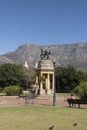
<box><xmin>0</xmin><ymin>106</ymin><xmax>87</xmax><ymax>130</ymax></box>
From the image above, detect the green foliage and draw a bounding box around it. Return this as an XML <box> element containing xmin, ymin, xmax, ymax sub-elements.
<box><xmin>38</xmin><ymin>75</ymin><xmax>46</xmax><ymax>83</ymax></box>
<box><xmin>77</xmin><ymin>71</ymin><xmax>87</xmax><ymax>82</ymax></box>
<box><xmin>0</xmin><ymin>87</ymin><xmax>3</xmax><ymax>92</ymax></box>
<box><xmin>0</xmin><ymin>63</ymin><xmax>25</xmax><ymax>87</ymax></box>
<box><xmin>55</xmin><ymin>65</ymin><xmax>80</xmax><ymax>91</ymax></box>
<box><xmin>20</xmin><ymin>67</ymin><xmax>36</xmax><ymax>90</ymax></box>
<box><xmin>74</xmin><ymin>81</ymin><xmax>87</xmax><ymax>99</ymax></box>
<box><xmin>4</xmin><ymin>86</ymin><xmax>22</xmax><ymax>96</ymax></box>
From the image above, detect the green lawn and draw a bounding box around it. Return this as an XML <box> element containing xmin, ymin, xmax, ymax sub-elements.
<box><xmin>0</xmin><ymin>106</ymin><xmax>87</xmax><ymax>130</ymax></box>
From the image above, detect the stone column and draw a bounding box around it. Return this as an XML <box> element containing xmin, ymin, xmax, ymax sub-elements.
<box><xmin>40</xmin><ymin>72</ymin><xmax>43</xmax><ymax>90</ymax></box>
<box><xmin>46</xmin><ymin>77</ymin><xmax>48</xmax><ymax>89</ymax></box>
<box><xmin>47</xmin><ymin>73</ymin><xmax>51</xmax><ymax>94</ymax></box>
<box><xmin>40</xmin><ymin>82</ymin><xmax>43</xmax><ymax>90</ymax></box>
<box><xmin>40</xmin><ymin>72</ymin><xmax>45</xmax><ymax>94</ymax></box>
<box><xmin>52</xmin><ymin>73</ymin><xmax>54</xmax><ymax>92</ymax></box>
<box><xmin>36</xmin><ymin>76</ymin><xmax>38</xmax><ymax>84</ymax></box>
<box><xmin>48</xmin><ymin>74</ymin><xmax>50</xmax><ymax>88</ymax></box>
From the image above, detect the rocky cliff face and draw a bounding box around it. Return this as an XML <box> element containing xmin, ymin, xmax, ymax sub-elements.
<box><xmin>0</xmin><ymin>43</ymin><xmax>87</xmax><ymax>71</ymax></box>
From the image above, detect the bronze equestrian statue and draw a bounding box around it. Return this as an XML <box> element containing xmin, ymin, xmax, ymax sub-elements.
<box><xmin>40</xmin><ymin>49</ymin><xmax>51</xmax><ymax>59</ymax></box>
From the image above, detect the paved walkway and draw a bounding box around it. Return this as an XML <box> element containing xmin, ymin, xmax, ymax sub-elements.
<box><xmin>0</xmin><ymin>96</ymin><xmax>87</xmax><ymax>109</ymax></box>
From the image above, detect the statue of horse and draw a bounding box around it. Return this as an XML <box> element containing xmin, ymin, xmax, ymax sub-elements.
<box><xmin>40</xmin><ymin>49</ymin><xmax>51</xmax><ymax>59</ymax></box>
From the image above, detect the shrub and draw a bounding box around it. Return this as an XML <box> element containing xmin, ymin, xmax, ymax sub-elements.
<box><xmin>0</xmin><ymin>87</ymin><xmax>3</xmax><ymax>92</ymax></box>
<box><xmin>74</xmin><ymin>81</ymin><xmax>87</xmax><ymax>99</ymax></box>
<box><xmin>4</xmin><ymin>86</ymin><xmax>22</xmax><ymax>96</ymax></box>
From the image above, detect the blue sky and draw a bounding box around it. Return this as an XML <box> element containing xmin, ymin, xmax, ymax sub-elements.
<box><xmin>0</xmin><ymin>0</ymin><xmax>87</xmax><ymax>54</ymax></box>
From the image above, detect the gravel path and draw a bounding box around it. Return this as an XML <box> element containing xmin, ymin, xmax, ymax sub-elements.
<box><xmin>0</xmin><ymin>96</ymin><xmax>68</xmax><ymax>107</ymax></box>
<box><xmin>0</xmin><ymin>96</ymin><xmax>87</xmax><ymax>109</ymax></box>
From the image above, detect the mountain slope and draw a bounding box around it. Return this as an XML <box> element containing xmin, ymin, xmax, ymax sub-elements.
<box><xmin>0</xmin><ymin>43</ymin><xmax>87</xmax><ymax>71</ymax></box>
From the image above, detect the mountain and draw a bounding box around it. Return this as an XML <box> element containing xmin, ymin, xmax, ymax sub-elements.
<box><xmin>0</xmin><ymin>42</ymin><xmax>87</xmax><ymax>72</ymax></box>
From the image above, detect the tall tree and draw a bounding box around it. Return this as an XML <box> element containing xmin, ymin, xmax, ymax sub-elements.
<box><xmin>20</xmin><ymin>67</ymin><xmax>36</xmax><ymax>90</ymax></box>
<box><xmin>55</xmin><ymin>65</ymin><xmax>81</xmax><ymax>92</ymax></box>
<box><xmin>0</xmin><ymin>63</ymin><xmax>25</xmax><ymax>87</ymax></box>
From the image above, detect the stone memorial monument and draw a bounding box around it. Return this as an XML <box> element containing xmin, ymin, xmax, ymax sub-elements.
<box><xmin>35</xmin><ymin>49</ymin><xmax>55</xmax><ymax>95</ymax></box>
